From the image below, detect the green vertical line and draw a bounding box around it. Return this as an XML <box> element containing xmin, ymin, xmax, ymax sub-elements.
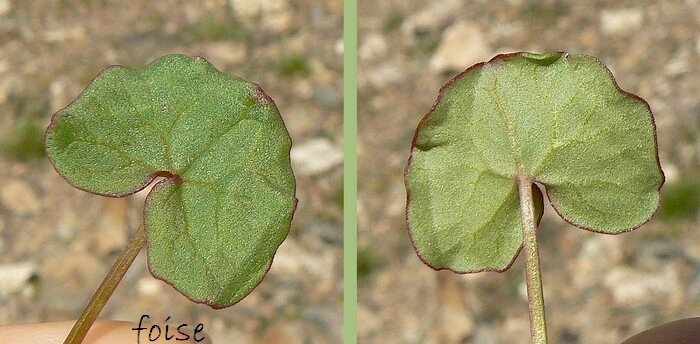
<box><xmin>343</xmin><ymin>0</ymin><xmax>358</xmax><ymax>343</ymax></box>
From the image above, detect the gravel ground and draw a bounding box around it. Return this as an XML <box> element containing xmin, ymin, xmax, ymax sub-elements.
<box><xmin>0</xmin><ymin>1</ymin><xmax>342</xmax><ymax>343</ymax></box>
<box><xmin>358</xmin><ymin>1</ymin><xmax>698</xmax><ymax>344</ymax></box>
<box><xmin>1</xmin><ymin>1</ymin><xmax>698</xmax><ymax>344</ymax></box>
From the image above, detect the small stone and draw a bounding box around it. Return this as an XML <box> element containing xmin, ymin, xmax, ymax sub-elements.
<box><xmin>301</xmin><ymin>220</ymin><xmax>342</xmax><ymax>248</ymax></box>
<box><xmin>43</xmin><ymin>26</ymin><xmax>87</xmax><ymax>42</ymax></box>
<box><xmin>367</xmin><ymin>64</ymin><xmax>403</xmax><ymax>89</ymax></box>
<box><xmin>430</xmin><ymin>21</ymin><xmax>491</xmax><ymax>73</ymax></box>
<box><xmin>335</xmin><ymin>38</ymin><xmax>344</xmax><ymax>55</ymax></box>
<box><xmin>212</xmin><ymin>328</ymin><xmax>254</xmax><ymax>344</ymax></box>
<box><xmin>401</xmin><ymin>0</ymin><xmax>462</xmax><ymax>37</ymax></box>
<box><xmin>49</xmin><ymin>79</ymin><xmax>68</xmax><ymax>113</ymax></box>
<box><xmin>303</xmin><ymin>306</ymin><xmax>342</xmax><ymax>341</ymax></box>
<box><xmin>0</xmin><ymin>61</ymin><xmax>9</xmax><ymax>104</ymax></box>
<box><xmin>686</xmin><ymin>241</ymin><xmax>700</xmax><ymax>262</ymax></box>
<box><xmin>273</xmin><ymin>239</ymin><xmax>334</xmax><ymax>280</ymax></box>
<box><xmin>665</xmin><ymin>50</ymin><xmax>690</xmax><ymax>76</ymax></box>
<box><xmin>0</xmin><ymin>180</ymin><xmax>40</xmax><ymax>216</ymax></box>
<box><xmin>200</xmin><ymin>42</ymin><xmax>247</xmax><ymax>67</ymax></box>
<box><xmin>290</xmin><ymin>138</ymin><xmax>343</xmax><ymax>176</ymax></box>
<box><xmin>603</xmin><ymin>265</ymin><xmax>681</xmax><ymax>308</ymax></box>
<box><xmin>502</xmin><ymin>318</ymin><xmax>530</xmax><ymax>342</ymax></box>
<box><xmin>136</xmin><ymin>277</ymin><xmax>163</xmax><ymax>296</ymax></box>
<box><xmin>0</xmin><ymin>262</ymin><xmax>36</xmax><ymax>296</ymax></box>
<box><xmin>40</xmin><ymin>251</ymin><xmax>103</xmax><ymax>312</ymax></box>
<box><xmin>230</xmin><ymin>0</ymin><xmax>291</xmax><ymax>33</ymax></box>
<box><xmin>0</xmin><ymin>0</ymin><xmax>9</xmax><ymax>16</ymax></box>
<box><xmin>661</xmin><ymin>162</ymin><xmax>679</xmax><ymax>184</ymax></box>
<box><xmin>359</xmin><ymin>33</ymin><xmax>387</xmax><ymax>61</ymax></box>
<box><xmin>439</xmin><ymin>278</ymin><xmax>475</xmax><ymax>342</ymax></box>
<box><xmin>261</xmin><ymin>323</ymin><xmax>303</xmax><ymax>344</ymax></box>
<box><xmin>600</xmin><ymin>8</ymin><xmax>643</xmax><ymax>35</ymax></box>
<box><xmin>574</xmin><ymin>235</ymin><xmax>623</xmax><ymax>289</ymax></box>
<box><xmin>313</xmin><ymin>84</ymin><xmax>342</xmax><ymax>108</ymax></box>
<box><xmin>488</xmin><ymin>22</ymin><xmax>524</xmax><ymax>42</ymax></box>
<box><xmin>358</xmin><ymin>304</ymin><xmax>381</xmax><ymax>336</ymax></box>
<box><xmin>472</xmin><ymin>324</ymin><xmax>497</xmax><ymax>344</ymax></box>
<box><xmin>93</xmin><ymin>198</ymin><xmax>128</xmax><ymax>255</ymax></box>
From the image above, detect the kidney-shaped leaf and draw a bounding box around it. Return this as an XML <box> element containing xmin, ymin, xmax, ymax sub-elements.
<box><xmin>406</xmin><ymin>52</ymin><xmax>663</xmax><ymax>273</ymax></box>
<box><xmin>46</xmin><ymin>54</ymin><xmax>297</xmax><ymax>308</ymax></box>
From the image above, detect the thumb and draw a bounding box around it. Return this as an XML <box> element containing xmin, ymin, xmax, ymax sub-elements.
<box><xmin>0</xmin><ymin>320</ymin><xmax>210</xmax><ymax>344</ymax></box>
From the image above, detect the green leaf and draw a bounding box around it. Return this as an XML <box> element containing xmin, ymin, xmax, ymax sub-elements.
<box><xmin>405</xmin><ymin>52</ymin><xmax>663</xmax><ymax>273</ymax></box>
<box><xmin>45</xmin><ymin>54</ymin><xmax>297</xmax><ymax>308</ymax></box>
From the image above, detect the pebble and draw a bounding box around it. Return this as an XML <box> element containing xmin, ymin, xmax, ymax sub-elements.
<box><xmin>273</xmin><ymin>239</ymin><xmax>334</xmax><ymax>281</ymax></box>
<box><xmin>334</xmin><ymin>38</ymin><xmax>344</xmax><ymax>55</ymax></box>
<box><xmin>0</xmin><ymin>262</ymin><xmax>36</xmax><ymax>296</ymax></box>
<box><xmin>600</xmin><ymin>8</ymin><xmax>643</xmax><ymax>35</ymax></box>
<box><xmin>359</xmin><ymin>33</ymin><xmax>387</xmax><ymax>61</ymax></box>
<box><xmin>136</xmin><ymin>277</ymin><xmax>163</xmax><ymax>296</ymax></box>
<box><xmin>49</xmin><ymin>78</ymin><xmax>69</xmax><ymax>113</ymax></box>
<box><xmin>0</xmin><ymin>0</ymin><xmax>9</xmax><ymax>16</ymax></box>
<box><xmin>313</xmin><ymin>83</ymin><xmax>342</xmax><ymax>108</ymax></box>
<box><xmin>0</xmin><ymin>180</ymin><xmax>40</xmax><ymax>216</ymax></box>
<box><xmin>439</xmin><ymin>278</ymin><xmax>475</xmax><ymax>342</ymax></box>
<box><xmin>472</xmin><ymin>324</ymin><xmax>497</xmax><ymax>344</ymax></box>
<box><xmin>93</xmin><ymin>219</ymin><xmax>126</xmax><ymax>254</ymax></box>
<box><xmin>43</xmin><ymin>26</ymin><xmax>87</xmax><ymax>42</ymax></box>
<box><xmin>261</xmin><ymin>323</ymin><xmax>303</xmax><ymax>344</ymax></box>
<box><xmin>93</xmin><ymin>198</ymin><xmax>128</xmax><ymax>255</ymax></box>
<box><xmin>574</xmin><ymin>235</ymin><xmax>623</xmax><ymax>290</ymax></box>
<box><xmin>358</xmin><ymin>304</ymin><xmax>381</xmax><ymax>336</ymax></box>
<box><xmin>211</xmin><ymin>328</ymin><xmax>254</xmax><ymax>344</ymax></box>
<box><xmin>430</xmin><ymin>21</ymin><xmax>491</xmax><ymax>72</ymax></box>
<box><xmin>290</xmin><ymin>138</ymin><xmax>343</xmax><ymax>176</ymax></box>
<box><xmin>401</xmin><ymin>0</ymin><xmax>462</xmax><ymax>37</ymax></box>
<box><xmin>199</xmin><ymin>42</ymin><xmax>247</xmax><ymax>67</ymax></box>
<box><xmin>301</xmin><ymin>220</ymin><xmax>342</xmax><ymax>249</ymax></box>
<box><xmin>39</xmin><ymin>251</ymin><xmax>104</xmax><ymax>313</ymax></box>
<box><xmin>603</xmin><ymin>265</ymin><xmax>681</xmax><ymax>308</ymax></box>
<box><xmin>665</xmin><ymin>50</ymin><xmax>690</xmax><ymax>76</ymax></box>
<box><xmin>303</xmin><ymin>306</ymin><xmax>342</xmax><ymax>341</ymax></box>
<box><xmin>230</xmin><ymin>0</ymin><xmax>291</xmax><ymax>33</ymax></box>
<box><xmin>661</xmin><ymin>162</ymin><xmax>679</xmax><ymax>184</ymax></box>
<box><xmin>366</xmin><ymin>64</ymin><xmax>403</xmax><ymax>89</ymax></box>
<box><xmin>501</xmin><ymin>318</ymin><xmax>530</xmax><ymax>342</ymax></box>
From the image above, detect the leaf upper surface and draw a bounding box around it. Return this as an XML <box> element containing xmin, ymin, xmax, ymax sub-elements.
<box><xmin>406</xmin><ymin>52</ymin><xmax>663</xmax><ymax>273</ymax></box>
<box><xmin>46</xmin><ymin>54</ymin><xmax>297</xmax><ymax>307</ymax></box>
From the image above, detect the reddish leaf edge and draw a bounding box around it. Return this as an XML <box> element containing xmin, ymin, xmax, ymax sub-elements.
<box><xmin>405</xmin><ymin>51</ymin><xmax>665</xmax><ymax>274</ymax></box>
<box><xmin>44</xmin><ymin>54</ymin><xmax>299</xmax><ymax>309</ymax></box>
<box><xmin>405</xmin><ymin>177</ymin><xmax>543</xmax><ymax>274</ymax></box>
<box><xmin>44</xmin><ymin>54</ymin><xmax>285</xmax><ymax>198</ymax></box>
<box><xmin>543</xmin><ymin>53</ymin><xmax>665</xmax><ymax>235</ymax></box>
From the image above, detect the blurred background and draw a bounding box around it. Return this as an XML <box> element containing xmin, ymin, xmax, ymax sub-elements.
<box><xmin>0</xmin><ymin>1</ymin><xmax>342</xmax><ymax>343</ymax></box>
<box><xmin>358</xmin><ymin>1</ymin><xmax>698</xmax><ymax>343</ymax></box>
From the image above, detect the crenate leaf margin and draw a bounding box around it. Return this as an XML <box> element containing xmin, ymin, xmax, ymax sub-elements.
<box><xmin>405</xmin><ymin>52</ymin><xmax>664</xmax><ymax>274</ymax></box>
<box><xmin>44</xmin><ymin>54</ymin><xmax>298</xmax><ymax>308</ymax></box>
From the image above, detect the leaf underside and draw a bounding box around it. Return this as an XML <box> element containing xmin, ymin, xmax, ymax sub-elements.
<box><xmin>405</xmin><ymin>52</ymin><xmax>664</xmax><ymax>273</ymax></box>
<box><xmin>45</xmin><ymin>54</ymin><xmax>297</xmax><ymax>308</ymax></box>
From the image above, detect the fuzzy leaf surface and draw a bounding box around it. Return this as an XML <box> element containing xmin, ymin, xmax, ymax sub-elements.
<box><xmin>406</xmin><ymin>52</ymin><xmax>663</xmax><ymax>273</ymax></box>
<box><xmin>45</xmin><ymin>54</ymin><xmax>297</xmax><ymax>307</ymax></box>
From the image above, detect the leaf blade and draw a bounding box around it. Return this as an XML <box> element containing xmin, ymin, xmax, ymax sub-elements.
<box><xmin>406</xmin><ymin>52</ymin><xmax>663</xmax><ymax>272</ymax></box>
<box><xmin>46</xmin><ymin>54</ymin><xmax>297</xmax><ymax>307</ymax></box>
